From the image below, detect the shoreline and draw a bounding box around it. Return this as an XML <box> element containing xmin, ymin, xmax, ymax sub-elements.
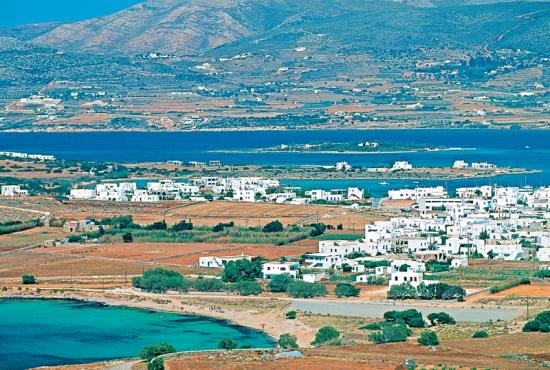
<box><xmin>1</xmin><ymin>127</ymin><xmax>549</xmax><ymax>133</ymax></box>
<box><xmin>1</xmin><ymin>291</ymin><xmax>286</xmax><ymax>343</ymax></box>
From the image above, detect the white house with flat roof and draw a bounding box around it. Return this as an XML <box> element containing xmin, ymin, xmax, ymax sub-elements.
<box><xmin>199</xmin><ymin>255</ymin><xmax>252</xmax><ymax>269</ymax></box>
<box><xmin>304</xmin><ymin>253</ymin><xmax>343</xmax><ymax>270</ymax></box>
<box><xmin>389</xmin><ymin>270</ymin><xmax>424</xmax><ymax>288</ymax></box>
<box><xmin>262</xmin><ymin>261</ymin><xmax>300</xmax><ymax>279</ymax></box>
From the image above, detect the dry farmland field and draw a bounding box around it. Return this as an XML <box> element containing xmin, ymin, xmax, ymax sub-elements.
<box><xmin>0</xmin><ymin>197</ymin><xmax>386</xmax><ymax>228</ymax></box>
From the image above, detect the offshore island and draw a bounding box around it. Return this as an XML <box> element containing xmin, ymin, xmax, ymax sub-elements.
<box><xmin>214</xmin><ymin>141</ymin><xmax>475</xmax><ymax>155</ymax></box>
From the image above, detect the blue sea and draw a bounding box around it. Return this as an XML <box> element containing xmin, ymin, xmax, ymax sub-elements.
<box><xmin>0</xmin><ymin>129</ymin><xmax>548</xmax><ymax>197</ymax></box>
<box><xmin>0</xmin><ymin>298</ymin><xmax>274</xmax><ymax>370</ymax></box>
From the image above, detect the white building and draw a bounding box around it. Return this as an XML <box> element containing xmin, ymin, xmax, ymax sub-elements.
<box><xmin>304</xmin><ymin>253</ymin><xmax>343</xmax><ymax>270</ymax></box>
<box><xmin>389</xmin><ymin>270</ymin><xmax>424</xmax><ymax>288</ymax></box>
<box><xmin>391</xmin><ymin>161</ymin><xmax>413</xmax><ymax>171</ymax></box>
<box><xmin>1</xmin><ymin>185</ymin><xmax>28</xmax><ymax>197</ymax></box>
<box><xmin>69</xmin><ymin>189</ymin><xmax>97</xmax><ymax>200</ymax></box>
<box><xmin>262</xmin><ymin>262</ymin><xmax>300</xmax><ymax>279</ymax></box>
<box><xmin>452</xmin><ymin>160</ymin><xmax>469</xmax><ymax>169</ymax></box>
<box><xmin>199</xmin><ymin>255</ymin><xmax>252</xmax><ymax>268</ymax></box>
<box><xmin>335</xmin><ymin>161</ymin><xmax>352</xmax><ymax>171</ymax></box>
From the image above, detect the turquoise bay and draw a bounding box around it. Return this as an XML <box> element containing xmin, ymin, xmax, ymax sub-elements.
<box><xmin>0</xmin><ymin>299</ymin><xmax>274</xmax><ymax>370</ymax></box>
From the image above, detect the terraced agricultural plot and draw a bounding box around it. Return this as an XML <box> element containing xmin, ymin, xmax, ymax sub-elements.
<box><xmin>0</xmin><ymin>226</ymin><xmax>67</xmax><ymax>253</ymax></box>
<box><xmin>427</xmin><ymin>259</ymin><xmax>541</xmax><ymax>288</ymax></box>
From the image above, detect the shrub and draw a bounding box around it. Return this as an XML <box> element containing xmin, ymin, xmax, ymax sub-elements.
<box><xmin>148</xmin><ymin>358</ymin><xmax>164</xmax><ymax>370</ymax></box>
<box><xmin>384</xmin><ymin>309</ymin><xmax>425</xmax><ymax>328</ymax></box>
<box><xmin>417</xmin><ymin>282</ymin><xmax>465</xmax><ymax>301</ymax></box>
<box><xmin>68</xmin><ymin>235</ymin><xmax>84</xmax><ymax>243</ymax></box>
<box><xmin>427</xmin><ymin>312</ymin><xmax>456</xmax><ymax>326</ymax></box>
<box><xmin>361</xmin><ymin>322</ymin><xmax>382</xmax><ymax>330</ymax></box>
<box><xmin>146</xmin><ymin>221</ymin><xmax>167</xmax><ymax>230</ymax></box>
<box><xmin>535</xmin><ymin>310</ymin><xmax>550</xmax><ymax>325</ymax></box>
<box><xmin>472</xmin><ymin>330</ymin><xmax>489</xmax><ymax>338</ymax></box>
<box><xmin>540</xmin><ymin>324</ymin><xmax>550</xmax><ymax>333</ymax></box>
<box><xmin>140</xmin><ymin>343</ymin><xmax>176</xmax><ymax>361</ymax></box>
<box><xmin>192</xmin><ymin>278</ymin><xmax>225</xmax><ymax>292</ymax></box>
<box><xmin>334</xmin><ymin>283</ymin><xmax>360</xmax><ymax>297</ymax></box>
<box><xmin>418</xmin><ymin>330</ymin><xmax>439</xmax><ymax>346</ymax></box>
<box><xmin>218</xmin><ymin>338</ymin><xmax>237</xmax><ymax>350</ymax></box>
<box><xmin>312</xmin><ymin>326</ymin><xmax>340</xmax><ymax>346</ymax></box>
<box><xmin>132</xmin><ymin>268</ymin><xmax>189</xmax><ymax>293</ymax></box>
<box><xmin>236</xmin><ymin>280</ymin><xmax>263</xmax><ymax>296</ymax></box>
<box><xmin>122</xmin><ymin>232</ymin><xmax>133</xmax><ymax>243</ymax></box>
<box><xmin>262</xmin><ymin>220</ymin><xmax>284</xmax><ymax>233</ymax></box>
<box><xmin>278</xmin><ymin>333</ymin><xmax>299</xmax><ymax>349</ymax></box>
<box><xmin>387</xmin><ymin>283</ymin><xmax>417</xmax><ymax>300</ymax></box>
<box><xmin>522</xmin><ymin>320</ymin><xmax>541</xmax><ymax>332</ymax></box>
<box><xmin>22</xmin><ymin>275</ymin><xmax>36</xmax><ymax>284</ymax></box>
<box><xmin>285</xmin><ymin>310</ymin><xmax>297</xmax><ymax>319</ymax></box>
<box><xmin>369</xmin><ymin>324</ymin><xmax>411</xmax><ymax>344</ymax></box>
<box><xmin>308</xmin><ymin>223</ymin><xmax>327</xmax><ymax>237</ymax></box>
<box><xmin>489</xmin><ymin>277</ymin><xmax>530</xmax><ymax>294</ymax></box>
<box><xmin>212</xmin><ymin>222</ymin><xmax>234</xmax><ymax>232</ymax></box>
<box><xmin>534</xmin><ymin>269</ymin><xmax>550</xmax><ymax>278</ymax></box>
<box><xmin>287</xmin><ymin>281</ymin><xmax>327</xmax><ymax>298</ymax></box>
<box><xmin>221</xmin><ymin>258</ymin><xmax>262</xmax><ymax>282</ymax></box>
<box><xmin>172</xmin><ymin>220</ymin><xmax>193</xmax><ymax>231</ymax></box>
<box><xmin>267</xmin><ymin>274</ymin><xmax>294</xmax><ymax>292</ymax></box>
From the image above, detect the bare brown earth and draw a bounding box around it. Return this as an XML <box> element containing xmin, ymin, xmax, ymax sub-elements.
<box><xmin>0</xmin><ymin>198</ymin><xmax>383</xmax><ymax>229</ymax></box>
<box><xmin>162</xmin><ymin>333</ymin><xmax>550</xmax><ymax>370</ymax></box>
<box><xmin>0</xmin><ymin>226</ymin><xmax>67</xmax><ymax>253</ymax></box>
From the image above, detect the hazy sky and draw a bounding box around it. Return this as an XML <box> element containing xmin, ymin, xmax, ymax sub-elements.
<box><xmin>1</xmin><ymin>0</ymin><xmax>143</xmax><ymax>27</ymax></box>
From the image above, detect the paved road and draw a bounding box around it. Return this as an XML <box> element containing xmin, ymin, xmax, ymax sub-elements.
<box><xmin>291</xmin><ymin>300</ymin><xmax>524</xmax><ymax>322</ymax></box>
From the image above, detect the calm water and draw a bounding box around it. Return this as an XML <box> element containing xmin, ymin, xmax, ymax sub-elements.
<box><xmin>0</xmin><ymin>299</ymin><xmax>274</xmax><ymax>370</ymax></box>
<box><xmin>0</xmin><ymin>129</ymin><xmax>548</xmax><ymax>196</ymax></box>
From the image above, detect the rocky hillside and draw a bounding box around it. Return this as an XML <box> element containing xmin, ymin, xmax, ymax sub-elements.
<box><xmin>3</xmin><ymin>0</ymin><xmax>546</xmax><ymax>55</ymax></box>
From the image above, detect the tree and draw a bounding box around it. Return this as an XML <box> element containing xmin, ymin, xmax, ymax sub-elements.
<box><xmin>148</xmin><ymin>358</ymin><xmax>164</xmax><ymax>370</ymax></box>
<box><xmin>487</xmin><ymin>249</ymin><xmax>495</xmax><ymax>259</ymax></box>
<box><xmin>263</xmin><ymin>220</ymin><xmax>284</xmax><ymax>233</ymax></box>
<box><xmin>312</xmin><ymin>326</ymin><xmax>340</xmax><ymax>346</ymax></box>
<box><xmin>140</xmin><ymin>343</ymin><xmax>176</xmax><ymax>361</ymax></box>
<box><xmin>172</xmin><ymin>220</ymin><xmax>193</xmax><ymax>231</ymax></box>
<box><xmin>22</xmin><ymin>275</ymin><xmax>36</xmax><ymax>284</ymax></box>
<box><xmin>286</xmin><ymin>281</ymin><xmax>327</xmax><ymax>298</ymax></box>
<box><xmin>334</xmin><ymin>283</ymin><xmax>360</xmax><ymax>297</ymax></box>
<box><xmin>218</xmin><ymin>338</ymin><xmax>237</xmax><ymax>350</ymax></box>
<box><xmin>418</xmin><ymin>330</ymin><xmax>439</xmax><ymax>346</ymax></box>
<box><xmin>267</xmin><ymin>274</ymin><xmax>294</xmax><ymax>292</ymax></box>
<box><xmin>387</xmin><ymin>283</ymin><xmax>417</xmax><ymax>300</ymax></box>
<box><xmin>427</xmin><ymin>312</ymin><xmax>456</xmax><ymax>326</ymax></box>
<box><xmin>221</xmin><ymin>258</ymin><xmax>263</xmax><ymax>282</ymax></box>
<box><xmin>384</xmin><ymin>309</ymin><xmax>425</xmax><ymax>328</ymax></box>
<box><xmin>479</xmin><ymin>230</ymin><xmax>489</xmax><ymax>240</ymax></box>
<box><xmin>236</xmin><ymin>280</ymin><xmax>263</xmax><ymax>296</ymax></box>
<box><xmin>398</xmin><ymin>264</ymin><xmax>409</xmax><ymax>272</ymax></box>
<box><xmin>472</xmin><ymin>330</ymin><xmax>489</xmax><ymax>338</ymax></box>
<box><xmin>122</xmin><ymin>232</ymin><xmax>133</xmax><ymax>243</ymax></box>
<box><xmin>132</xmin><ymin>268</ymin><xmax>189</xmax><ymax>293</ymax></box>
<box><xmin>278</xmin><ymin>333</ymin><xmax>299</xmax><ymax>349</ymax></box>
